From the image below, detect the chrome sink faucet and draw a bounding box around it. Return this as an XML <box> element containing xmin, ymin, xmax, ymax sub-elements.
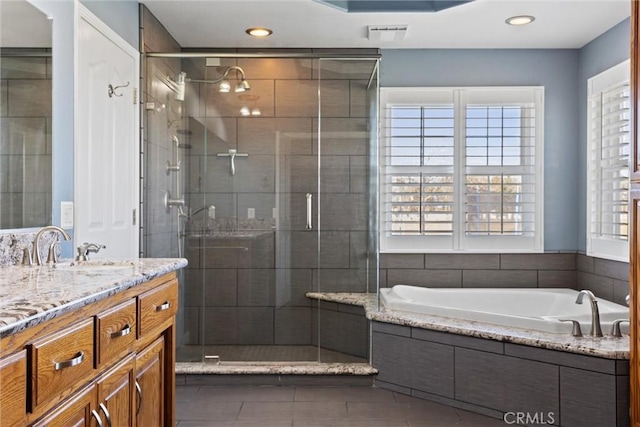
<box><xmin>32</xmin><ymin>226</ymin><xmax>71</xmax><ymax>266</ymax></box>
<box><xmin>76</xmin><ymin>242</ymin><xmax>106</xmax><ymax>261</ymax></box>
<box><xmin>575</xmin><ymin>290</ymin><xmax>603</xmax><ymax>337</ymax></box>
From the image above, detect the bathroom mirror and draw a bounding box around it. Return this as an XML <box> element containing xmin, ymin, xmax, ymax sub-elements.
<box><xmin>0</xmin><ymin>0</ymin><xmax>52</xmax><ymax>230</ymax></box>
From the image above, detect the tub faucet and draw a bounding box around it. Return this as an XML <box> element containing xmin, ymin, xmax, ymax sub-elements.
<box><xmin>32</xmin><ymin>226</ymin><xmax>71</xmax><ymax>266</ymax></box>
<box><xmin>575</xmin><ymin>290</ymin><xmax>603</xmax><ymax>337</ymax></box>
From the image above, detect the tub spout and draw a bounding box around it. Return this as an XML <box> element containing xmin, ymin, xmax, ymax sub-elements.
<box><xmin>575</xmin><ymin>290</ymin><xmax>603</xmax><ymax>338</ymax></box>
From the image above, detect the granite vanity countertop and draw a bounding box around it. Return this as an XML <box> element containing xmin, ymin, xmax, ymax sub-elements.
<box><xmin>306</xmin><ymin>292</ymin><xmax>631</xmax><ymax>360</ymax></box>
<box><xmin>0</xmin><ymin>258</ymin><xmax>188</xmax><ymax>338</ymax></box>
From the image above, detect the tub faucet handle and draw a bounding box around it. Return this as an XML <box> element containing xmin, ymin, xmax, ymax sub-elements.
<box><xmin>610</xmin><ymin>319</ymin><xmax>629</xmax><ymax>338</ymax></box>
<box><xmin>559</xmin><ymin>319</ymin><xmax>583</xmax><ymax>337</ymax></box>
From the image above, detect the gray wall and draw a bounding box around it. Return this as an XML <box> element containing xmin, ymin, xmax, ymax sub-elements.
<box><xmin>577</xmin><ymin>18</ymin><xmax>631</xmax><ymax>252</ymax></box>
<box><xmin>380</xmin><ymin>17</ymin><xmax>631</xmax><ymax>254</ymax></box>
<box><xmin>29</xmin><ymin>0</ymin><xmax>75</xmax><ymax>257</ymax></box>
<box><xmin>380</xmin><ymin>48</ymin><xmax>580</xmax><ymax>251</ymax></box>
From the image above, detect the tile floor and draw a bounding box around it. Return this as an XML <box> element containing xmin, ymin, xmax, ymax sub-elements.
<box><xmin>176</xmin><ymin>384</ymin><xmax>507</xmax><ymax>426</ymax></box>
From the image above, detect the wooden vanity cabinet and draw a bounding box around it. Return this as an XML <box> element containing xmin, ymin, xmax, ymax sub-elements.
<box><xmin>0</xmin><ymin>350</ymin><xmax>27</xmax><ymax>427</ymax></box>
<box><xmin>30</xmin><ymin>383</ymin><xmax>96</xmax><ymax>427</ymax></box>
<box><xmin>135</xmin><ymin>336</ymin><xmax>165</xmax><ymax>426</ymax></box>
<box><xmin>0</xmin><ymin>272</ymin><xmax>179</xmax><ymax>427</ymax></box>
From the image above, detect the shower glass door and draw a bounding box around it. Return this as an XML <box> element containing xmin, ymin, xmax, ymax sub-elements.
<box><xmin>189</xmin><ymin>57</ymin><xmax>322</xmax><ymax>362</ymax></box>
<box><xmin>165</xmin><ymin>54</ymin><xmax>379</xmax><ymax>364</ymax></box>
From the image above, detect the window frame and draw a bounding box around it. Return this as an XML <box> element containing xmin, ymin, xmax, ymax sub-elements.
<box><xmin>586</xmin><ymin>60</ymin><xmax>630</xmax><ymax>262</ymax></box>
<box><xmin>380</xmin><ymin>86</ymin><xmax>545</xmax><ymax>254</ymax></box>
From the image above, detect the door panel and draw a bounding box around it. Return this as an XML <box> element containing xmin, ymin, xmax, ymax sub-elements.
<box><xmin>76</xmin><ymin>8</ymin><xmax>139</xmax><ymax>258</ymax></box>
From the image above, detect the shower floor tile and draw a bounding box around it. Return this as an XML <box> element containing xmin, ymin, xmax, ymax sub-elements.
<box><xmin>177</xmin><ymin>345</ymin><xmax>367</xmax><ymax>363</ymax></box>
<box><xmin>175</xmin><ymin>385</ymin><xmax>507</xmax><ymax>426</ymax></box>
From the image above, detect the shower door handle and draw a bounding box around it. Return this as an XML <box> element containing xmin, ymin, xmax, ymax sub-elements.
<box><xmin>306</xmin><ymin>193</ymin><xmax>313</xmax><ymax>230</ymax></box>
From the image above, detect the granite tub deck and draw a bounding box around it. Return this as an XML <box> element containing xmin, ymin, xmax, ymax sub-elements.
<box><xmin>0</xmin><ymin>258</ymin><xmax>188</xmax><ymax>338</ymax></box>
<box><xmin>307</xmin><ymin>292</ymin><xmax>630</xmax><ymax>359</ymax></box>
<box><xmin>307</xmin><ymin>292</ymin><xmax>631</xmax><ymax>427</ymax></box>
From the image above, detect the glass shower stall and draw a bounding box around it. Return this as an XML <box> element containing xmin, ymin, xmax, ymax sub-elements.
<box><xmin>143</xmin><ymin>52</ymin><xmax>379</xmax><ymax>365</ymax></box>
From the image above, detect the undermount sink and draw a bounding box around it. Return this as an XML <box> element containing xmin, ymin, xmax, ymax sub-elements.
<box><xmin>51</xmin><ymin>260</ymin><xmax>137</xmax><ymax>271</ymax></box>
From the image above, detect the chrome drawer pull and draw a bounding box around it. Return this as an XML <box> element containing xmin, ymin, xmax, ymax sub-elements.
<box><xmin>110</xmin><ymin>323</ymin><xmax>132</xmax><ymax>338</ymax></box>
<box><xmin>99</xmin><ymin>403</ymin><xmax>112</xmax><ymax>427</ymax></box>
<box><xmin>135</xmin><ymin>380</ymin><xmax>143</xmax><ymax>415</ymax></box>
<box><xmin>53</xmin><ymin>351</ymin><xmax>84</xmax><ymax>371</ymax></box>
<box><xmin>156</xmin><ymin>301</ymin><xmax>171</xmax><ymax>312</ymax></box>
<box><xmin>91</xmin><ymin>409</ymin><xmax>104</xmax><ymax>427</ymax></box>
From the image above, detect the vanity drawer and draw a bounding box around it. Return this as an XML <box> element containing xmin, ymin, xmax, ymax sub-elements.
<box><xmin>138</xmin><ymin>279</ymin><xmax>178</xmax><ymax>337</ymax></box>
<box><xmin>96</xmin><ymin>298</ymin><xmax>136</xmax><ymax>367</ymax></box>
<box><xmin>30</xmin><ymin>318</ymin><xmax>95</xmax><ymax>409</ymax></box>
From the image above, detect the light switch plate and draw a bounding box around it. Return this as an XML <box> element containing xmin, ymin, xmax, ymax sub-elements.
<box><xmin>61</xmin><ymin>201</ymin><xmax>74</xmax><ymax>228</ymax></box>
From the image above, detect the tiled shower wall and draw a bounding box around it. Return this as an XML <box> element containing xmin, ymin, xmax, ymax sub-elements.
<box><xmin>380</xmin><ymin>252</ymin><xmax>630</xmax><ymax>305</ymax></box>
<box><xmin>0</xmin><ymin>50</ymin><xmax>52</xmax><ymax>229</ymax></box>
<box><xmin>181</xmin><ymin>56</ymin><xmax>377</xmax><ymax>347</ymax></box>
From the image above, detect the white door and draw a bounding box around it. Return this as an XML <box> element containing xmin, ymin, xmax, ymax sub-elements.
<box><xmin>75</xmin><ymin>7</ymin><xmax>139</xmax><ymax>259</ymax></box>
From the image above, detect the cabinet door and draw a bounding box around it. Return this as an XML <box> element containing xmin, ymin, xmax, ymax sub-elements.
<box><xmin>96</xmin><ymin>353</ymin><xmax>135</xmax><ymax>427</ymax></box>
<box><xmin>135</xmin><ymin>336</ymin><xmax>164</xmax><ymax>426</ymax></box>
<box><xmin>0</xmin><ymin>350</ymin><xmax>27</xmax><ymax>427</ymax></box>
<box><xmin>31</xmin><ymin>384</ymin><xmax>96</xmax><ymax>427</ymax></box>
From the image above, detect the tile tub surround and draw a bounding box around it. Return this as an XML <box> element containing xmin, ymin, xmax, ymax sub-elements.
<box><xmin>381</xmin><ymin>252</ymin><xmax>631</xmax><ymax>309</ymax></box>
<box><xmin>373</xmin><ymin>322</ymin><xmax>630</xmax><ymax>427</ymax></box>
<box><xmin>307</xmin><ymin>292</ymin><xmax>630</xmax><ymax>425</ymax></box>
<box><xmin>0</xmin><ymin>257</ymin><xmax>187</xmax><ymax>337</ymax></box>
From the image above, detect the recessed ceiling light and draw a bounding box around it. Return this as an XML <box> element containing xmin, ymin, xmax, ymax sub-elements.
<box><xmin>246</xmin><ymin>27</ymin><xmax>273</xmax><ymax>38</ymax></box>
<box><xmin>505</xmin><ymin>15</ymin><xmax>535</xmax><ymax>26</ymax></box>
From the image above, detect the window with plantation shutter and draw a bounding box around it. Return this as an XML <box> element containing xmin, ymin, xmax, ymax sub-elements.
<box><xmin>380</xmin><ymin>87</ymin><xmax>544</xmax><ymax>253</ymax></box>
<box><xmin>587</xmin><ymin>60</ymin><xmax>630</xmax><ymax>262</ymax></box>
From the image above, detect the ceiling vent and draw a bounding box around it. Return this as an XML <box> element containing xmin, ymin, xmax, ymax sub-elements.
<box><xmin>368</xmin><ymin>25</ymin><xmax>408</xmax><ymax>42</ymax></box>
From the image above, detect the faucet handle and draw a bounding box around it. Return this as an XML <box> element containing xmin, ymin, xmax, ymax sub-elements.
<box><xmin>46</xmin><ymin>242</ymin><xmax>61</xmax><ymax>265</ymax></box>
<box><xmin>22</xmin><ymin>245</ymin><xmax>33</xmax><ymax>267</ymax></box>
<box><xmin>610</xmin><ymin>319</ymin><xmax>630</xmax><ymax>338</ymax></box>
<box><xmin>559</xmin><ymin>319</ymin><xmax>583</xmax><ymax>337</ymax></box>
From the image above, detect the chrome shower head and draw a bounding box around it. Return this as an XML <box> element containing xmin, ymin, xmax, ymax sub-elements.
<box><xmin>235</xmin><ymin>78</ymin><xmax>251</xmax><ymax>93</ymax></box>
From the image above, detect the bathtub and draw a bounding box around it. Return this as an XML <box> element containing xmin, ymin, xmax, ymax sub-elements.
<box><xmin>379</xmin><ymin>285</ymin><xmax>630</xmax><ymax>334</ymax></box>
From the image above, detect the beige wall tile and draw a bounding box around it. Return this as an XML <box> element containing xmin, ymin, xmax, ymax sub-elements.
<box><xmin>312</xmin><ymin>117</ymin><xmax>368</xmax><ymax>155</ymax></box>
<box><xmin>238</xmin><ymin>117</ymin><xmax>312</xmax><ymax>155</ymax></box>
<box><xmin>141</xmin><ymin>6</ymin><xmax>181</xmax><ymax>53</ymax></box>
<box><xmin>1</xmin><ymin>80</ymin><xmax>7</xmax><ymax>116</ymax></box>
<box><xmin>7</xmin><ymin>79</ymin><xmax>52</xmax><ymax>117</ymax></box>
<box><xmin>276</xmin><ymin>79</ymin><xmax>349</xmax><ymax>117</ymax></box>
<box><xmin>1</xmin><ymin>118</ymin><xmax>47</xmax><ymax>155</ymax></box>
<box><xmin>350</xmin><ymin>80</ymin><xmax>368</xmax><ymax>118</ymax></box>
<box><xmin>238</xmin><ymin>58</ymin><xmax>313</xmax><ymax>80</ymax></box>
<box><xmin>1</xmin><ymin>57</ymin><xmax>47</xmax><ymax>79</ymax></box>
